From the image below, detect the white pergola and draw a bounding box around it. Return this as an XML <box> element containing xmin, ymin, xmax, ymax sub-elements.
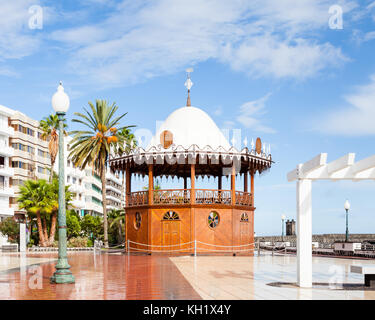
<box><xmin>287</xmin><ymin>153</ymin><xmax>375</xmax><ymax>287</ymax></box>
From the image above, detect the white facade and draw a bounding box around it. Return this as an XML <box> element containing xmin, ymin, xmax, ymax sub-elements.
<box><xmin>10</xmin><ymin>110</ymin><xmax>50</xmax><ymax>213</ymax></box>
<box><xmin>0</xmin><ymin>105</ymin><xmax>15</xmax><ymax>245</ymax></box>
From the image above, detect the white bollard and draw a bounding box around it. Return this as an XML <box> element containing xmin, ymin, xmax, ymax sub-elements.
<box><xmin>19</xmin><ymin>223</ymin><xmax>26</xmax><ymax>253</ymax></box>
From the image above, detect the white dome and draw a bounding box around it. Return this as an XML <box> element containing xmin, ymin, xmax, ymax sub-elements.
<box><xmin>147</xmin><ymin>106</ymin><xmax>231</xmax><ymax>150</ymax></box>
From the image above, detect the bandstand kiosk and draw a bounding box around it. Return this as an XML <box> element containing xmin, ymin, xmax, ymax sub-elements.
<box><xmin>109</xmin><ymin>77</ymin><xmax>272</xmax><ymax>254</ymax></box>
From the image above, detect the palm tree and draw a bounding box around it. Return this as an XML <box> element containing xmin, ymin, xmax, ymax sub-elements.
<box><xmin>18</xmin><ymin>180</ymin><xmax>55</xmax><ymax>247</ymax></box>
<box><xmin>108</xmin><ymin>208</ymin><xmax>125</xmax><ymax>244</ymax></box>
<box><xmin>39</xmin><ymin>114</ymin><xmax>67</xmax><ymax>181</ymax></box>
<box><xmin>17</xmin><ymin>178</ymin><xmax>72</xmax><ymax>247</ymax></box>
<box><xmin>69</xmin><ymin>100</ymin><xmax>134</xmax><ymax>248</ymax></box>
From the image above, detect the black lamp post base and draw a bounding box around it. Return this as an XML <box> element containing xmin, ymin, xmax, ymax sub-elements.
<box><xmin>50</xmin><ymin>270</ymin><xmax>75</xmax><ymax>284</ymax></box>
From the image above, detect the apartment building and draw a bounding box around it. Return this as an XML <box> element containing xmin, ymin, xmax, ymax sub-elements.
<box><xmin>0</xmin><ymin>106</ymin><xmax>15</xmax><ymax>245</ymax></box>
<box><xmin>9</xmin><ymin>111</ymin><xmax>50</xmax><ymax>213</ymax></box>
<box><xmin>106</xmin><ymin>171</ymin><xmax>122</xmax><ymax>211</ymax></box>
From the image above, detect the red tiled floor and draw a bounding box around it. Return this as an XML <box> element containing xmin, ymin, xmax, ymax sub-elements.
<box><xmin>0</xmin><ymin>253</ymin><xmax>202</xmax><ymax>300</ymax></box>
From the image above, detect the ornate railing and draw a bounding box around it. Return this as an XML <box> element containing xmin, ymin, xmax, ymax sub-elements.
<box><xmin>126</xmin><ymin>189</ymin><xmax>252</xmax><ymax>207</ymax></box>
<box><xmin>195</xmin><ymin>189</ymin><xmax>232</xmax><ymax>205</ymax></box>
<box><xmin>153</xmin><ymin>189</ymin><xmax>191</xmax><ymax>204</ymax></box>
<box><xmin>235</xmin><ymin>191</ymin><xmax>252</xmax><ymax>206</ymax></box>
<box><xmin>128</xmin><ymin>191</ymin><xmax>148</xmax><ymax>206</ymax></box>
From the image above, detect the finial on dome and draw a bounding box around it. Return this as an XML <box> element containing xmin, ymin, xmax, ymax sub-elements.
<box><xmin>185</xmin><ymin>68</ymin><xmax>194</xmax><ymax>106</ymax></box>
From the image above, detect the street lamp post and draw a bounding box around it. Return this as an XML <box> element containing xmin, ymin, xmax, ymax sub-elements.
<box><xmin>281</xmin><ymin>214</ymin><xmax>286</xmax><ymax>242</ymax></box>
<box><xmin>344</xmin><ymin>200</ymin><xmax>350</xmax><ymax>243</ymax></box>
<box><xmin>50</xmin><ymin>82</ymin><xmax>75</xmax><ymax>284</ymax></box>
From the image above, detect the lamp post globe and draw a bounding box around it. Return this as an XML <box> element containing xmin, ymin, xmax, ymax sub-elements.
<box><xmin>50</xmin><ymin>82</ymin><xmax>75</xmax><ymax>284</ymax></box>
<box><xmin>344</xmin><ymin>200</ymin><xmax>350</xmax><ymax>243</ymax></box>
<box><xmin>344</xmin><ymin>200</ymin><xmax>350</xmax><ymax>211</ymax></box>
<box><xmin>52</xmin><ymin>82</ymin><xmax>70</xmax><ymax>114</ymax></box>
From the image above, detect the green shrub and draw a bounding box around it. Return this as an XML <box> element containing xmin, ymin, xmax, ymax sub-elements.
<box><xmin>87</xmin><ymin>239</ymin><xmax>93</xmax><ymax>247</ymax></box>
<box><xmin>66</xmin><ymin>211</ymin><xmax>81</xmax><ymax>239</ymax></box>
<box><xmin>0</xmin><ymin>217</ymin><xmax>19</xmax><ymax>244</ymax></box>
<box><xmin>68</xmin><ymin>236</ymin><xmax>89</xmax><ymax>248</ymax></box>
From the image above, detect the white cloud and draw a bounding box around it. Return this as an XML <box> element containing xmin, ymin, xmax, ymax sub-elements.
<box><xmin>221</xmin><ymin>37</ymin><xmax>347</xmax><ymax>79</ymax></box>
<box><xmin>0</xmin><ymin>66</ymin><xmax>19</xmax><ymax>78</ymax></box>
<box><xmin>236</xmin><ymin>93</ymin><xmax>276</xmax><ymax>133</ymax></box>
<box><xmin>317</xmin><ymin>74</ymin><xmax>375</xmax><ymax>135</ymax></box>
<box><xmin>213</xmin><ymin>106</ymin><xmax>223</xmax><ymax>116</ymax></box>
<box><xmin>49</xmin><ymin>0</ymin><xmax>352</xmax><ymax>87</ymax></box>
<box><xmin>0</xmin><ymin>1</ymin><xmax>41</xmax><ymax>61</ymax></box>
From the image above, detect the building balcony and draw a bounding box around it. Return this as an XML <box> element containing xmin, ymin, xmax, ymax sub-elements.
<box><xmin>71</xmin><ymin>199</ymin><xmax>85</xmax><ymax>209</ymax></box>
<box><xmin>0</xmin><ymin>146</ymin><xmax>14</xmax><ymax>157</ymax></box>
<box><xmin>126</xmin><ymin>189</ymin><xmax>253</xmax><ymax>208</ymax></box>
<box><xmin>106</xmin><ymin>193</ymin><xmax>121</xmax><ymax>202</ymax></box>
<box><xmin>68</xmin><ymin>183</ymin><xmax>85</xmax><ymax>194</ymax></box>
<box><xmin>0</xmin><ymin>166</ymin><xmax>14</xmax><ymax>177</ymax></box>
<box><xmin>106</xmin><ymin>183</ymin><xmax>121</xmax><ymax>193</ymax></box>
<box><xmin>0</xmin><ymin>207</ymin><xmax>14</xmax><ymax>216</ymax></box>
<box><xmin>0</xmin><ymin>186</ymin><xmax>14</xmax><ymax>197</ymax></box>
<box><xmin>0</xmin><ymin>126</ymin><xmax>14</xmax><ymax>137</ymax></box>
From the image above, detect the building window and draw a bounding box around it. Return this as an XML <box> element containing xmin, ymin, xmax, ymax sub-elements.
<box><xmin>208</xmin><ymin>211</ymin><xmax>220</xmax><ymax>229</ymax></box>
<box><xmin>162</xmin><ymin>211</ymin><xmax>179</xmax><ymax>220</ymax></box>
<box><xmin>160</xmin><ymin>130</ymin><xmax>173</xmax><ymax>149</ymax></box>
<box><xmin>134</xmin><ymin>212</ymin><xmax>141</xmax><ymax>230</ymax></box>
<box><xmin>240</xmin><ymin>213</ymin><xmax>249</xmax><ymax>222</ymax></box>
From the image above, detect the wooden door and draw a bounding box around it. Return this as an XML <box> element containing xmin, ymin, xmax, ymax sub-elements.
<box><xmin>240</xmin><ymin>222</ymin><xmax>250</xmax><ymax>245</ymax></box>
<box><xmin>162</xmin><ymin>221</ymin><xmax>180</xmax><ymax>252</ymax></box>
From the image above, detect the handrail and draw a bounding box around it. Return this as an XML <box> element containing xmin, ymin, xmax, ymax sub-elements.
<box><xmin>126</xmin><ymin>189</ymin><xmax>252</xmax><ymax>207</ymax></box>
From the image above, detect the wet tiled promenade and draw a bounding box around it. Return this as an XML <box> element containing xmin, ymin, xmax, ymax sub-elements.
<box><xmin>0</xmin><ymin>253</ymin><xmax>201</xmax><ymax>300</ymax></box>
<box><xmin>1</xmin><ymin>251</ymin><xmax>375</xmax><ymax>300</ymax></box>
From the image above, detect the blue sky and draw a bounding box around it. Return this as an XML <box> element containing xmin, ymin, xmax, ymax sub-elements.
<box><xmin>1</xmin><ymin>0</ymin><xmax>375</xmax><ymax>235</ymax></box>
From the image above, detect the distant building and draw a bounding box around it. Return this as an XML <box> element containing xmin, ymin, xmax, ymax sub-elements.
<box><xmin>9</xmin><ymin>111</ymin><xmax>51</xmax><ymax>216</ymax></box>
<box><xmin>286</xmin><ymin>219</ymin><xmax>296</xmax><ymax>236</ymax></box>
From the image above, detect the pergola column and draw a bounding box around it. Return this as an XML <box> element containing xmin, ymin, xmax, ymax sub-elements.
<box><xmin>231</xmin><ymin>166</ymin><xmax>236</xmax><ymax>205</ymax></box>
<box><xmin>148</xmin><ymin>164</ymin><xmax>153</xmax><ymax>205</ymax></box>
<box><xmin>296</xmin><ymin>178</ymin><xmax>312</xmax><ymax>288</ymax></box>
<box><xmin>250</xmin><ymin>170</ymin><xmax>254</xmax><ymax>206</ymax></box>
<box><xmin>125</xmin><ymin>164</ymin><xmax>131</xmax><ymax>206</ymax></box>
<box><xmin>191</xmin><ymin>164</ymin><xmax>195</xmax><ymax>204</ymax></box>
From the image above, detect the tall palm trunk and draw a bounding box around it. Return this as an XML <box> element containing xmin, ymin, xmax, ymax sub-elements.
<box><xmin>49</xmin><ymin>211</ymin><xmax>57</xmax><ymax>245</ymax></box>
<box><xmin>100</xmin><ymin>157</ymin><xmax>108</xmax><ymax>248</ymax></box>
<box><xmin>42</xmin><ymin>218</ymin><xmax>48</xmax><ymax>244</ymax></box>
<box><xmin>35</xmin><ymin>212</ymin><xmax>46</xmax><ymax>247</ymax></box>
